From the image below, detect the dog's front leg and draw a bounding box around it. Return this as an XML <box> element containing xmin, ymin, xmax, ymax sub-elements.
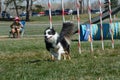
<box><xmin>51</xmin><ymin>54</ymin><xmax>55</xmax><ymax>61</ymax></box>
<box><xmin>58</xmin><ymin>49</ymin><xmax>65</xmax><ymax>60</ymax></box>
<box><xmin>57</xmin><ymin>43</ymin><xmax>65</xmax><ymax>60</ymax></box>
<box><xmin>58</xmin><ymin>52</ymin><xmax>61</xmax><ymax>60</ymax></box>
<box><xmin>62</xmin><ymin>54</ymin><xmax>66</xmax><ymax>60</ymax></box>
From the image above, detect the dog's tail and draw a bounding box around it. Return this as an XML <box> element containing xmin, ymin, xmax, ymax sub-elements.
<box><xmin>59</xmin><ymin>21</ymin><xmax>75</xmax><ymax>44</ymax></box>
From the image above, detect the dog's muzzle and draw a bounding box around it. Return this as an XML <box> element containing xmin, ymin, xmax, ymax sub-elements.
<box><xmin>45</xmin><ymin>35</ymin><xmax>53</xmax><ymax>40</ymax></box>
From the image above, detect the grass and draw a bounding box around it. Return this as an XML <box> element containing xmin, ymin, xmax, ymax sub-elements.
<box><xmin>0</xmin><ymin>15</ymin><xmax>120</xmax><ymax>80</ymax></box>
<box><xmin>0</xmin><ymin>38</ymin><xmax>120</xmax><ymax>80</ymax></box>
<box><xmin>30</xmin><ymin>14</ymin><xmax>99</xmax><ymax>22</ymax></box>
<box><xmin>0</xmin><ymin>21</ymin><xmax>62</xmax><ymax>36</ymax></box>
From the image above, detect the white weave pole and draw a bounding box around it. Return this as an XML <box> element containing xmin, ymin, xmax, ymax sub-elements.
<box><xmin>108</xmin><ymin>0</ymin><xmax>114</xmax><ymax>48</ymax></box>
<box><xmin>61</xmin><ymin>0</ymin><xmax>65</xmax><ymax>22</ymax></box>
<box><xmin>98</xmin><ymin>0</ymin><xmax>104</xmax><ymax>50</ymax></box>
<box><xmin>76</xmin><ymin>0</ymin><xmax>81</xmax><ymax>54</ymax></box>
<box><xmin>88</xmin><ymin>0</ymin><xmax>93</xmax><ymax>52</ymax></box>
<box><xmin>48</xmin><ymin>0</ymin><xmax>53</xmax><ymax>29</ymax></box>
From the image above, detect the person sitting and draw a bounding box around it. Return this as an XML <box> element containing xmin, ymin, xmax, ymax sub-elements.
<box><xmin>10</xmin><ymin>16</ymin><xmax>22</xmax><ymax>38</ymax></box>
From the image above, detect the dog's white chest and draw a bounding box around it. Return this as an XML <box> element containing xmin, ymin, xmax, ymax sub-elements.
<box><xmin>51</xmin><ymin>42</ymin><xmax>65</xmax><ymax>53</ymax></box>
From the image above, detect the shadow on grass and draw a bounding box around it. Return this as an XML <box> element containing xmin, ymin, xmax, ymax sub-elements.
<box><xmin>25</xmin><ymin>59</ymin><xmax>55</xmax><ymax>64</ymax></box>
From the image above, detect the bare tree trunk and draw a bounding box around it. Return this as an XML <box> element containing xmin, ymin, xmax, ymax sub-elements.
<box><xmin>79</xmin><ymin>0</ymin><xmax>83</xmax><ymax>14</ymax></box>
<box><xmin>1</xmin><ymin>0</ymin><xmax>5</xmax><ymax>13</ymax></box>
<box><xmin>0</xmin><ymin>0</ymin><xmax>1</xmax><ymax>13</ymax></box>
<box><xmin>29</xmin><ymin>0</ymin><xmax>33</xmax><ymax>16</ymax></box>
<box><xmin>87</xmin><ymin>0</ymin><xmax>88</xmax><ymax>13</ymax></box>
<box><xmin>4</xmin><ymin>3</ymin><xmax>9</xmax><ymax>12</ymax></box>
<box><xmin>26</xmin><ymin>0</ymin><xmax>30</xmax><ymax>21</ymax></box>
<box><xmin>82</xmin><ymin>0</ymin><xmax>84</xmax><ymax>13</ymax></box>
<box><xmin>13</xmin><ymin>0</ymin><xmax>19</xmax><ymax>16</ymax></box>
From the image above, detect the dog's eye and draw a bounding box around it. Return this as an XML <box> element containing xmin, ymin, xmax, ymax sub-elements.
<box><xmin>48</xmin><ymin>31</ymin><xmax>52</xmax><ymax>35</ymax></box>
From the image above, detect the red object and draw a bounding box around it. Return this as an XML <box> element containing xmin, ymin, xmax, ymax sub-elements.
<box><xmin>39</xmin><ymin>11</ymin><xmax>45</xmax><ymax>15</ymax></box>
<box><xmin>14</xmin><ymin>16</ymin><xmax>20</xmax><ymax>21</ymax></box>
<box><xmin>64</xmin><ymin>11</ymin><xmax>68</xmax><ymax>15</ymax></box>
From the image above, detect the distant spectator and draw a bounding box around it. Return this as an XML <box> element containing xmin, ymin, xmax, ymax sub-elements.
<box><xmin>10</xmin><ymin>16</ymin><xmax>22</xmax><ymax>38</ymax></box>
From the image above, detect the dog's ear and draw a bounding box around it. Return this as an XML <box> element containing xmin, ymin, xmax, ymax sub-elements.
<box><xmin>51</xmin><ymin>27</ymin><xmax>56</xmax><ymax>34</ymax></box>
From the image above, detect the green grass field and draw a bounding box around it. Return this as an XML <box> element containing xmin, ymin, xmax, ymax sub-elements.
<box><xmin>0</xmin><ymin>15</ymin><xmax>120</xmax><ymax>80</ymax></box>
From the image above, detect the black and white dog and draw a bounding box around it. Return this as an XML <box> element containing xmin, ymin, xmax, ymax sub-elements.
<box><xmin>44</xmin><ymin>22</ymin><xmax>75</xmax><ymax>60</ymax></box>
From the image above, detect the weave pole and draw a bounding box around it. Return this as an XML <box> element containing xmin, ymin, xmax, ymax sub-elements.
<box><xmin>88</xmin><ymin>0</ymin><xmax>93</xmax><ymax>52</ymax></box>
<box><xmin>98</xmin><ymin>0</ymin><xmax>104</xmax><ymax>50</ymax></box>
<box><xmin>76</xmin><ymin>0</ymin><xmax>81</xmax><ymax>54</ymax></box>
<box><xmin>48</xmin><ymin>0</ymin><xmax>53</xmax><ymax>29</ymax></box>
<box><xmin>61</xmin><ymin>0</ymin><xmax>65</xmax><ymax>22</ymax></box>
<box><xmin>108</xmin><ymin>0</ymin><xmax>114</xmax><ymax>48</ymax></box>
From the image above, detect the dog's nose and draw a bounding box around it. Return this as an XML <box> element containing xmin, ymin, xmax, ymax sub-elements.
<box><xmin>45</xmin><ymin>36</ymin><xmax>47</xmax><ymax>38</ymax></box>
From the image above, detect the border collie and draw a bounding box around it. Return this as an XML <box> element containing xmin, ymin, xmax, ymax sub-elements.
<box><xmin>44</xmin><ymin>22</ymin><xmax>74</xmax><ymax>60</ymax></box>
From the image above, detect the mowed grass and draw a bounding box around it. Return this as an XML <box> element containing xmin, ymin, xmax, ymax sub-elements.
<box><xmin>0</xmin><ymin>15</ymin><xmax>120</xmax><ymax>80</ymax></box>
<box><xmin>0</xmin><ymin>38</ymin><xmax>120</xmax><ymax>80</ymax></box>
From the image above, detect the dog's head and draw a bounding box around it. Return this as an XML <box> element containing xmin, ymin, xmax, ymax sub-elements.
<box><xmin>44</xmin><ymin>27</ymin><xmax>58</xmax><ymax>42</ymax></box>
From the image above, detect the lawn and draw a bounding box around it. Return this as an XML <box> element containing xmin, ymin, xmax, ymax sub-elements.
<box><xmin>0</xmin><ymin>38</ymin><xmax>120</xmax><ymax>80</ymax></box>
<box><xmin>0</xmin><ymin>15</ymin><xmax>120</xmax><ymax>80</ymax></box>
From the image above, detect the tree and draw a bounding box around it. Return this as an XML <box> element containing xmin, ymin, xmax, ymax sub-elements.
<box><xmin>104</xmin><ymin>0</ymin><xmax>118</xmax><ymax>11</ymax></box>
<box><xmin>3</xmin><ymin>0</ymin><xmax>13</xmax><ymax>12</ymax></box>
<box><xmin>26</xmin><ymin>0</ymin><xmax>36</xmax><ymax>21</ymax></box>
<box><xmin>0</xmin><ymin>1</ymin><xmax>1</xmax><ymax>13</ymax></box>
<box><xmin>79</xmin><ymin>0</ymin><xmax>85</xmax><ymax>14</ymax></box>
<box><xmin>111</xmin><ymin>0</ymin><xmax>118</xmax><ymax>8</ymax></box>
<box><xmin>26</xmin><ymin>0</ymin><xmax>29</xmax><ymax>21</ymax></box>
<box><xmin>79</xmin><ymin>0</ymin><xmax>83</xmax><ymax>14</ymax></box>
<box><xmin>33</xmin><ymin>5</ymin><xmax>44</xmax><ymax>13</ymax></box>
<box><xmin>29</xmin><ymin>0</ymin><xmax>33</xmax><ymax>16</ymax></box>
<box><xmin>104</xmin><ymin>0</ymin><xmax>109</xmax><ymax>11</ymax></box>
<box><xmin>3</xmin><ymin>0</ymin><xmax>25</xmax><ymax>17</ymax></box>
<box><xmin>13</xmin><ymin>0</ymin><xmax>19</xmax><ymax>16</ymax></box>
